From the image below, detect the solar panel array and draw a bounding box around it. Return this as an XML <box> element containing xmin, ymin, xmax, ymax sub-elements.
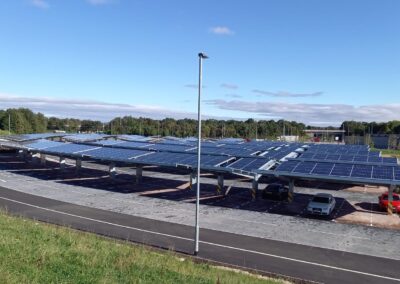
<box><xmin>227</xmin><ymin>157</ymin><xmax>271</xmax><ymax>172</ymax></box>
<box><xmin>82</xmin><ymin>147</ymin><xmax>151</xmax><ymax>162</ymax></box>
<box><xmin>297</xmin><ymin>152</ymin><xmax>397</xmax><ymax>165</ymax></box>
<box><xmin>25</xmin><ymin>139</ymin><xmax>64</xmax><ymax>150</ymax></box>
<box><xmin>42</xmin><ymin>144</ymin><xmax>100</xmax><ymax>155</ymax></box>
<box><xmin>275</xmin><ymin>160</ymin><xmax>400</xmax><ymax>181</ymax></box>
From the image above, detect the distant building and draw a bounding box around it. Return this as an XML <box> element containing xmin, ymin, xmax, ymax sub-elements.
<box><xmin>304</xmin><ymin>129</ymin><xmax>345</xmax><ymax>143</ymax></box>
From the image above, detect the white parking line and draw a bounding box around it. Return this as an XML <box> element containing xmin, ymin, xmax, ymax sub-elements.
<box><xmin>0</xmin><ymin>195</ymin><xmax>398</xmax><ymax>282</ymax></box>
<box><xmin>0</xmin><ymin>179</ymin><xmax>6</xmax><ymax>183</ymax></box>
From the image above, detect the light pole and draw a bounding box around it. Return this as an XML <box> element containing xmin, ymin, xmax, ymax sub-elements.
<box><xmin>194</xmin><ymin>52</ymin><xmax>208</xmax><ymax>255</ymax></box>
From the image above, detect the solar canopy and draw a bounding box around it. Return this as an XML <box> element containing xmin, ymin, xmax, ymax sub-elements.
<box><xmin>272</xmin><ymin>160</ymin><xmax>400</xmax><ymax>183</ymax></box>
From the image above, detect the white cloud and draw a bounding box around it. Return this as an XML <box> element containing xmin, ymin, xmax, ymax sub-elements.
<box><xmin>252</xmin><ymin>89</ymin><xmax>323</xmax><ymax>98</ymax></box>
<box><xmin>184</xmin><ymin>84</ymin><xmax>206</xmax><ymax>89</ymax></box>
<box><xmin>205</xmin><ymin>99</ymin><xmax>400</xmax><ymax>126</ymax></box>
<box><xmin>0</xmin><ymin>93</ymin><xmax>198</xmax><ymax>121</ymax></box>
<box><xmin>86</xmin><ymin>0</ymin><xmax>114</xmax><ymax>5</ymax></box>
<box><xmin>30</xmin><ymin>0</ymin><xmax>49</xmax><ymax>9</ymax></box>
<box><xmin>221</xmin><ymin>83</ymin><xmax>238</xmax><ymax>90</ymax></box>
<box><xmin>225</xmin><ymin>94</ymin><xmax>242</xmax><ymax>98</ymax></box>
<box><xmin>210</xmin><ymin>26</ymin><xmax>234</xmax><ymax>36</ymax></box>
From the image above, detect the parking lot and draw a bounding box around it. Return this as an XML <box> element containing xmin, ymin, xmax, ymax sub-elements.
<box><xmin>1</xmin><ymin>151</ymin><xmax>400</xmax><ymax>261</ymax></box>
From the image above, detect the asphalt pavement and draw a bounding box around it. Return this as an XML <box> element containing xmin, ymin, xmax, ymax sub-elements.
<box><xmin>0</xmin><ymin>186</ymin><xmax>399</xmax><ymax>284</ymax></box>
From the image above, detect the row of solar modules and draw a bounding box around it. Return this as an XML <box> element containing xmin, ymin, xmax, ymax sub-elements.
<box><xmin>274</xmin><ymin>160</ymin><xmax>400</xmax><ymax>181</ymax></box>
<box><xmin>297</xmin><ymin>152</ymin><xmax>397</xmax><ymax>165</ymax></box>
<box><xmin>303</xmin><ymin>144</ymin><xmax>372</xmax><ymax>156</ymax></box>
<box><xmin>86</xmin><ymin>139</ymin><xmax>281</xmax><ymax>158</ymax></box>
<box><xmin>23</xmin><ymin>140</ymin><xmax>273</xmax><ymax>172</ymax></box>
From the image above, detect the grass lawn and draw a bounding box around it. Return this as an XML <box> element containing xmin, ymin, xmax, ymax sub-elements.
<box><xmin>0</xmin><ymin>212</ymin><xmax>285</xmax><ymax>284</ymax></box>
<box><xmin>374</xmin><ymin>148</ymin><xmax>400</xmax><ymax>158</ymax></box>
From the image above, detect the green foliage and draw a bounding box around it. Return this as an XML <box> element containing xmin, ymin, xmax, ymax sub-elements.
<box><xmin>0</xmin><ymin>212</ymin><xmax>281</xmax><ymax>284</ymax></box>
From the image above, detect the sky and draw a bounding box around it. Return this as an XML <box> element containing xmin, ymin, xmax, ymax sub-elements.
<box><xmin>0</xmin><ymin>0</ymin><xmax>399</xmax><ymax>126</ymax></box>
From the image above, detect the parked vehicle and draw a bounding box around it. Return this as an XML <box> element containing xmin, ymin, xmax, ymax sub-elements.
<box><xmin>307</xmin><ymin>193</ymin><xmax>336</xmax><ymax>216</ymax></box>
<box><xmin>262</xmin><ymin>183</ymin><xmax>289</xmax><ymax>200</ymax></box>
<box><xmin>379</xmin><ymin>192</ymin><xmax>400</xmax><ymax>212</ymax></box>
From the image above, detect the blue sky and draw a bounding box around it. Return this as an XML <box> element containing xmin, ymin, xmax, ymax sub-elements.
<box><xmin>0</xmin><ymin>0</ymin><xmax>399</xmax><ymax>126</ymax></box>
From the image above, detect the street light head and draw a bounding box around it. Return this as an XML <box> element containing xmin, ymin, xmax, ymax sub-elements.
<box><xmin>198</xmin><ymin>52</ymin><xmax>209</xmax><ymax>59</ymax></box>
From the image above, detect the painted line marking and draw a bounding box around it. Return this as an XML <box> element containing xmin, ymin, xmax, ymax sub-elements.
<box><xmin>0</xmin><ymin>179</ymin><xmax>6</xmax><ymax>183</ymax></box>
<box><xmin>0</xmin><ymin>196</ymin><xmax>399</xmax><ymax>282</ymax></box>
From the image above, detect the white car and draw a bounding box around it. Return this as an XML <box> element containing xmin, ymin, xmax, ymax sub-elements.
<box><xmin>307</xmin><ymin>193</ymin><xmax>336</xmax><ymax>216</ymax></box>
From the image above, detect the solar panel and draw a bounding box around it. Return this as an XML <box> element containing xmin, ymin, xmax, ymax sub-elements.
<box><xmin>64</xmin><ymin>134</ymin><xmax>108</xmax><ymax>142</ymax></box>
<box><xmin>227</xmin><ymin>157</ymin><xmax>270</xmax><ymax>172</ymax></box>
<box><xmin>383</xmin><ymin>157</ymin><xmax>398</xmax><ymax>165</ymax></box>
<box><xmin>25</xmin><ymin>139</ymin><xmax>64</xmax><ymax>150</ymax></box>
<box><xmin>311</xmin><ymin>162</ymin><xmax>334</xmax><ymax>175</ymax></box>
<box><xmin>395</xmin><ymin>168</ymin><xmax>400</xmax><ymax>181</ymax></box>
<box><xmin>43</xmin><ymin>144</ymin><xmax>99</xmax><ymax>155</ymax></box>
<box><xmin>330</xmin><ymin>164</ymin><xmax>353</xmax><ymax>177</ymax></box>
<box><xmin>351</xmin><ymin>164</ymin><xmax>373</xmax><ymax>178</ymax></box>
<box><xmin>293</xmin><ymin>161</ymin><xmax>316</xmax><ymax>174</ymax></box>
<box><xmin>275</xmin><ymin>160</ymin><xmax>300</xmax><ymax>172</ymax></box>
<box><xmin>82</xmin><ymin>147</ymin><xmax>151</xmax><ymax>161</ymax></box>
<box><xmin>372</xmin><ymin>166</ymin><xmax>394</xmax><ymax>180</ymax></box>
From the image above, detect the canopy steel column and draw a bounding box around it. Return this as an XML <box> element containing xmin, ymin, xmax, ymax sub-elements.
<box><xmin>75</xmin><ymin>159</ymin><xmax>82</xmax><ymax>175</ymax></box>
<box><xmin>109</xmin><ymin>163</ymin><xmax>116</xmax><ymax>179</ymax></box>
<box><xmin>59</xmin><ymin>156</ymin><xmax>66</xmax><ymax>171</ymax></box>
<box><xmin>217</xmin><ymin>174</ymin><xmax>224</xmax><ymax>195</ymax></box>
<box><xmin>388</xmin><ymin>184</ymin><xmax>395</xmax><ymax>215</ymax></box>
<box><xmin>136</xmin><ymin>166</ymin><xmax>143</xmax><ymax>184</ymax></box>
<box><xmin>40</xmin><ymin>153</ymin><xmax>46</xmax><ymax>166</ymax></box>
<box><xmin>288</xmin><ymin>179</ymin><xmax>295</xmax><ymax>203</ymax></box>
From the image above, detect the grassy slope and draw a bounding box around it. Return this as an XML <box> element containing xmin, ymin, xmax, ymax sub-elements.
<box><xmin>0</xmin><ymin>212</ymin><xmax>283</xmax><ymax>284</ymax></box>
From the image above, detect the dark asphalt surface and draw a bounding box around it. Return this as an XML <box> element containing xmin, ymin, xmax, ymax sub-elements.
<box><xmin>0</xmin><ymin>186</ymin><xmax>399</xmax><ymax>284</ymax></box>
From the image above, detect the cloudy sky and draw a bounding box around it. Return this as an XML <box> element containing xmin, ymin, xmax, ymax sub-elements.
<box><xmin>0</xmin><ymin>0</ymin><xmax>399</xmax><ymax>126</ymax></box>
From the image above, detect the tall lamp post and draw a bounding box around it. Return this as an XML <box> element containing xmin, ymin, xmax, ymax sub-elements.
<box><xmin>194</xmin><ymin>52</ymin><xmax>208</xmax><ymax>255</ymax></box>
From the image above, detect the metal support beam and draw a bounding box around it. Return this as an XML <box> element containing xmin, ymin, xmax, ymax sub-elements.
<box><xmin>251</xmin><ymin>179</ymin><xmax>258</xmax><ymax>200</ymax></box>
<box><xmin>109</xmin><ymin>163</ymin><xmax>116</xmax><ymax>179</ymax></box>
<box><xmin>31</xmin><ymin>153</ymin><xmax>40</xmax><ymax>165</ymax></box>
<box><xmin>59</xmin><ymin>156</ymin><xmax>66</xmax><ymax>171</ymax></box>
<box><xmin>217</xmin><ymin>174</ymin><xmax>224</xmax><ymax>195</ymax></box>
<box><xmin>288</xmin><ymin>179</ymin><xmax>295</xmax><ymax>203</ymax></box>
<box><xmin>388</xmin><ymin>184</ymin><xmax>395</xmax><ymax>215</ymax></box>
<box><xmin>75</xmin><ymin>158</ymin><xmax>82</xmax><ymax>174</ymax></box>
<box><xmin>190</xmin><ymin>171</ymin><xmax>197</xmax><ymax>190</ymax></box>
<box><xmin>136</xmin><ymin>166</ymin><xmax>143</xmax><ymax>184</ymax></box>
<box><xmin>40</xmin><ymin>153</ymin><xmax>46</xmax><ymax>166</ymax></box>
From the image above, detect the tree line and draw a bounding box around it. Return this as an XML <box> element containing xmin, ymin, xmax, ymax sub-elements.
<box><xmin>0</xmin><ymin>108</ymin><xmax>399</xmax><ymax>138</ymax></box>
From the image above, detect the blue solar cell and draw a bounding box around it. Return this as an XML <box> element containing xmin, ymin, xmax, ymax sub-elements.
<box><xmin>330</xmin><ymin>164</ymin><xmax>353</xmax><ymax>177</ymax></box>
<box><xmin>353</xmin><ymin>156</ymin><xmax>368</xmax><ymax>162</ymax></box>
<box><xmin>300</xmin><ymin>153</ymin><xmax>315</xmax><ymax>159</ymax></box>
<box><xmin>275</xmin><ymin>160</ymin><xmax>300</xmax><ymax>172</ymax></box>
<box><xmin>293</xmin><ymin>161</ymin><xmax>316</xmax><ymax>174</ymax></box>
<box><xmin>311</xmin><ymin>163</ymin><xmax>335</xmax><ymax>175</ymax></box>
<box><xmin>339</xmin><ymin>155</ymin><xmax>354</xmax><ymax>161</ymax></box>
<box><xmin>25</xmin><ymin>139</ymin><xmax>64</xmax><ymax>150</ymax></box>
<box><xmin>368</xmin><ymin>156</ymin><xmax>382</xmax><ymax>163</ymax></box>
<box><xmin>326</xmin><ymin>154</ymin><xmax>340</xmax><ymax>161</ymax></box>
<box><xmin>43</xmin><ymin>144</ymin><xmax>99</xmax><ymax>155</ymax></box>
<box><xmin>313</xmin><ymin>153</ymin><xmax>328</xmax><ymax>160</ymax></box>
<box><xmin>395</xmin><ymin>168</ymin><xmax>400</xmax><ymax>181</ymax></box>
<box><xmin>372</xmin><ymin>166</ymin><xmax>394</xmax><ymax>180</ymax></box>
<box><xmin>383</xmin><ymin>157</ymin><xmax>398</xmax><ymax>165</ymax></box>
<box><xmin>83</xmin><ymin>147</ymin><xmax>150</xmax><ymax>161</ymax></box>
<box><xmin>351</xmin><ymin>165</ymin><xmax>373</xmax><ymax>178</ymax></box>
<box><xmin>116</xmin><ymin>141</ymin><xmax>154</xmax><ymax>149</ymax></box>
<box><xmin>228</xmin><ymin>158</ymin><xmax>269</xmax><ymax>171</ymax></box>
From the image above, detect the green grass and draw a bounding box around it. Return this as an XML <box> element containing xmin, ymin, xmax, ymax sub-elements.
<box><xmin>373</xmin><ymin>148</ymin><xmax>400</xmax><ymax>158</ymax></box>
<box><xmin>0</xmin><ymin>130</ymin><xmax>11</xmax><ymax>135</ymax></box>
<box><xmin>0</xmin><ymin>212</ymin><xmax>284</xmax><ymax>284</ymax></box>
